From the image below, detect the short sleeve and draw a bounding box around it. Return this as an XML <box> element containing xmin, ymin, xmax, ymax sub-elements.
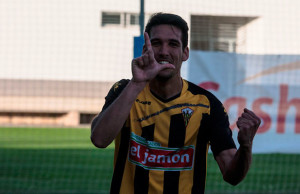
<box><xmin>91</xmin><ymin>79</ymin><xmax>129</xmax><ymax>130</ymax></box>
<box><xmin>101</xmin><ymin>79</ymin><xmax>130</xmax><ymax>111</ymax></box>
<box><xmin>209</xmin><ymin>97</ymin><xmax>236</xmax><ymax>156</ymax></box>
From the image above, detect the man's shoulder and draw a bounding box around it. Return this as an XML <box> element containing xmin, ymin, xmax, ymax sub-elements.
<box><xmin>185</xmin><ymin>80</ymin><xmax>214</xmax><ymax>97</ymax></box>
<box><xmin>185</xmin><ymin>80</ymin><xmax>223</xmax><ymax>105</ymax></box>
<box><xmin>111</xmin><ymin>79</ymin><xmax>130</xmax><ymax>93</ymax></box>
<box><xmin>105</xmin><ymin>79</ymin><xmax>130</xmax><ymax>99</ymax></box>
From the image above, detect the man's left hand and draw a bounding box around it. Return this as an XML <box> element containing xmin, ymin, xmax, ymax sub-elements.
<box><xmin>236</xmin><ymin>108</ymin><xmax>261</xmax><ymax>148</ymax></box>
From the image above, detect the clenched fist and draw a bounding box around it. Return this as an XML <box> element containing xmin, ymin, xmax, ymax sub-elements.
<box><xmin>236</xmin><ymin>108</ymin><xmax>261</xmax><ymax>148</ymax></box>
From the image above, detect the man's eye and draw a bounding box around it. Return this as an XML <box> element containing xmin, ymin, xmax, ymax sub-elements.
<box><xmin>170</xmin><ymin>42</ymin><xmax>179</xmax><ymax>47</ymax></box>
<box><xmin>151</xmin><ymin>41</ymin><xmax>160</xmax><ymax>46</ymax></box>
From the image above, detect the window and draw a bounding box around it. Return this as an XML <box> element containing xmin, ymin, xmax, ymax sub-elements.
<box><xmin>80</xmin><ymin>113</ymin><xmax>97</xmax><ymax>124</ymax></box>
<box><xmin>102</xmin><ymin>12</ymin><xmax>121</xmax><ymax>26</ymax></box>
<box><xmin>130</xmin><ymin>14</ymin><xmax>139</xmax><ymax>25</ymax></box>
<box><xmin>190</xmin><ymin>15</ymin><xmax>256</xmax><ymax>52</ymax></box>
<box><xmin>101</xmin><ymin>12</ymin><xmax>139</xmax><ymax>27</ymax></box>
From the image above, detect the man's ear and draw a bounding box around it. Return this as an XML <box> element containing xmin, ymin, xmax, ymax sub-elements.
<box><xmin>182</xmin><ymin>47</ymin><xmax>189</xmax><ymax>61</ymax></box>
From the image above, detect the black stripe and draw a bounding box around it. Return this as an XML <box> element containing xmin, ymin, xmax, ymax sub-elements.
<box><xmin>137</xmin><ymin>103</ymin><xmax>209</xmax><ymax>122</ymax></box>
<box><xmin>150</xmin><ymin>89</ymin><xmax>181</xmax><ymax>103</ymax></box>
<box><xmin>141</xmin><ymin>124</ymin><xmax>155</xmax><ymax>141</ymax></box>
<box><xmin>192</xmin><ymin>114</ymin><xmax>210</xmax><ymax>194</ymax></box>
<box><xmin>134</xmin><ymin>124</ymin><xmax>155</xmax><ymax>194</ymax></box>
<box><xmin>110</xmin><ymin>127</ymin><xmax>130</xmax><ymax>194</ymax></box>
<box><xmin>163</xmin><ymin>114</ymin><xmax>186</xmax><ymax>194</ymax></box>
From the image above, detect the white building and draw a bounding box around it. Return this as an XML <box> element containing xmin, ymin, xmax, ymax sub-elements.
<box><xmin>0</xmin><ymin>0</ymin><xmax>299</xmax><ymax>126</ymax></box>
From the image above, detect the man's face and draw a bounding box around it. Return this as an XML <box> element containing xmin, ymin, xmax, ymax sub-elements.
<box><xmin>148</xmin><ymin>24</ymin><xmax>189</xmax><ymax>80</ymax></box>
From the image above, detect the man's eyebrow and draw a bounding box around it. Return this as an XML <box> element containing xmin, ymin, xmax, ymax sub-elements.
<box><xmin>150</xmin><ymin>38</ymin><xmax>180</xmax><ymax>43</ymax></box>
<box><xmin>150</xmin><ymin>38</ymin><xmax>160</xmax><ymax>42</ymax></box>
<box><xmin>169</xmin><ymin>39</ymin><xmax>180</xmax><ymax>43</ymax></box>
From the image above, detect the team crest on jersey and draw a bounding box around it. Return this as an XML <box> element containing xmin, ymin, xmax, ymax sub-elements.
<box><xmin>181</xmin><ymin>108</ymin><xmax>194</xmax><ymax>127</ymax></box>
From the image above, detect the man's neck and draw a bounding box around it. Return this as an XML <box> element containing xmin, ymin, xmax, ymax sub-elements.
<box><xmin>149</xmin><ymin>76</ymin><xmax>183</xmax><ymax>100</ymax></box>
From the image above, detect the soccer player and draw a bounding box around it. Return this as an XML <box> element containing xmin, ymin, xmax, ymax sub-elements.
<box><xmin>91</xmin><ymin>13</ymin><xmax>261</xmax><ymax>194</ymax></box>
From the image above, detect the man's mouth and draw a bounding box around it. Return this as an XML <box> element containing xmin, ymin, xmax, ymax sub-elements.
<box><xmin>158</xmin><ymin>61</ymin><xmax>171</xmax><ymax>65</ymax></box>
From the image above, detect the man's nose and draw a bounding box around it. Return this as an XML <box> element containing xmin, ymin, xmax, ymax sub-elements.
<box><xmin>158</xmin><ymin>44</ymin><xmax>169</xmax><ymax>56</ymax></box>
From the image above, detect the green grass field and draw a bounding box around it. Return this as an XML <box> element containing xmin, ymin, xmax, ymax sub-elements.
<box><xmin>0</xmin><ymin>127</ymin><xmax>299</xmax><ymax>194</ymax></box>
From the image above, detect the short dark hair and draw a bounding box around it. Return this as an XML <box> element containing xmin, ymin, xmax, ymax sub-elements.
<box><xmin>145</xmin><ymin>13</ymin><xmax>189</xmax><ymax>49</ymax></box>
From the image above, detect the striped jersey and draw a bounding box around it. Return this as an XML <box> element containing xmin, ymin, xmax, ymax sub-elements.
<box><xmin>98</xmin><ymin>79</ymin><xmax>236</xmax><ymax>194</ymax></box>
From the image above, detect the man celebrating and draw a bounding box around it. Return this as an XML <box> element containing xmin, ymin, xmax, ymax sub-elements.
<box><xmin>91</xmin><ymin>13</ymin><xmax>261</xmax><ymax>194</ymax></box>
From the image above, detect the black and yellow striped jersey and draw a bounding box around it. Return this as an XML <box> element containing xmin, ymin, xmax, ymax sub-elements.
<box><xmin>99</xmin><ymin>79</ymin><xmax>236</xmax><ymax>194</ymax></box>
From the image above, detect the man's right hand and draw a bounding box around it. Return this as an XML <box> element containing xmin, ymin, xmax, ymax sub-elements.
<box><xmin>131</xmin><ymin>32</ymin><xmax>175</xmax><ymax>83</ymax></box>
<box><xmin>91</xmin><ymin>33</ymin><xmax>176</xmax><ymax>148</ymax></box>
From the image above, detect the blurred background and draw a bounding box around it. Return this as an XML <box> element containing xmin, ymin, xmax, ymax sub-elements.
<box><xmin>0</xmin><ymin>0</ymin><xmax>299</xmax><ymax>193</ymax></box>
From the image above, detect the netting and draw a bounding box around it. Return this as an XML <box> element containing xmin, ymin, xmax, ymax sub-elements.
<box><xmin>0</xmin><ymin>0</ymin><xmax>299</xmax><ymax>193</ymax></box>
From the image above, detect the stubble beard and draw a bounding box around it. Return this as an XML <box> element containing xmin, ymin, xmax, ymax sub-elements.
<box><xmin>155</xmin><ymin>68</ymin><xmax>175</xmax><ymax>82</ymax></box>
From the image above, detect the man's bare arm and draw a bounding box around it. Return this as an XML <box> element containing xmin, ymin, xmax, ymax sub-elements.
<box><xmin>215</xmin><ymin>146</ymin><xmax>252</xmax><ymax>185</ymax></box>
<box><xmin>91</xmin><ymin>32</ymin><xmax>175</xmax><ymax>148</ymax></box>
<box><xmin>91</xmin><ymin>81</ymin><xmax>145</xmax><ymax>148</ymax></box>
<box><xmin>215</xmin><ymin>108</ymin><xmax>261</xmax><ymax>185</ymax></box>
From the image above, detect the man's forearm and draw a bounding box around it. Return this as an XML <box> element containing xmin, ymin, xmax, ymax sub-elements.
<box><xmin>223</xmin><ymin>145</ymin><xmax>252</xmax><ymax>185</ymax></box>
<box><xmin>91</xmin><ymin>80</ymin><xmax>146</xmax><ymax>148</ymax></box>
